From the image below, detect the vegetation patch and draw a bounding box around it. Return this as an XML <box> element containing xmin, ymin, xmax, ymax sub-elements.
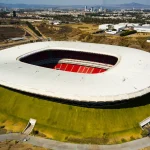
<box><xmin>120</xmin><ymin>30</ymin><xmax>137</xmax><ymax>36</ymax></box>
<box><xmin>26</xmin><ymin>21</ymin><xmax>42</xmax><ymax>37</ymax></box>
<box><xmin>0</xmin><ymin>86</ymin><xmax>150</xmax><ymax>144</ymax></box>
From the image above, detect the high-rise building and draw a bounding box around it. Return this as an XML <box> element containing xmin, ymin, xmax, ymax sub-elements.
<box><xmin>133</xmin><ymin>7</ymin><xmax>135</xmax><ymax>12</ymax></box>
<box><xmin>98</xmin><ymin>7</ymin><xmax>103</xmax><ymax>12</ymax></box>
<box><xmin>4</xmin><ymin>7</ymin><xmax>7</xmax><ymax>11</ymax></box>
<box><xmin>84</xmin><ymin>6</ymin><xmax>87</xmax><ymax>12</ymax></box>
<box><xmin>13</xmin><ymin>11</ymin><xmax>17</xmax><ymax>18</ymax></box>
<box><xmin>121</xmin><ymin>9</ymin><xmax>125</xmax><ymax>13</ymax></box>
<box><xmin>103</xmin><ymin>8</ymin><xmax>107</xmax><ymax>13</ymax></box>
<box><xmin>90</xmin><ymin>7</ymin><xmax>94</xmax><ymax>12</ymax></box>
<box><xmin>48</xmin><ymin>8</ymin><xmax>53</xmax><ymax>12</ymax></box>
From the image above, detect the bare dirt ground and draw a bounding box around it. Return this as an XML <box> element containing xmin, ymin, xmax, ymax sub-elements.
<box><xmin>0</xmin><ymin>140</ymin><xmax>50</xmax><ymax>150</ymax></box>
<box><xmin>128</xmin><ymin>32</ymin><xmax>150</xmax><ymax>38</ymax></box>
<box><xmin>141</xmin><ymin>147</ymin><xmax>150</xmax><ymax>150</ymax></box>
<box><xmin>0</xmin><ymin>27</ymin><xmax>25</xmax><ymax>42</ymax></box>
<box><xmin>37</xmin><ymin>23</ymin><xmax>150</xmax><ymax>52</ymax></box>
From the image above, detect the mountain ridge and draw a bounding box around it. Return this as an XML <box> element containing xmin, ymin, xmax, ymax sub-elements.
<box><xmin>0</xmin><ymin>2</ymin><xmax>149</xmax><ymax>9</ymax></box>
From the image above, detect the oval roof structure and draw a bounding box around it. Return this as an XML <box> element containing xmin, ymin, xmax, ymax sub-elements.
<box><xmin>0</xmin><ymin>41</ymin><xmax>150</xmax><ymax>103</ymax></box>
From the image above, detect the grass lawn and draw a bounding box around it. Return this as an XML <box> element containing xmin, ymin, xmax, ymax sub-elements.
<box><xmin>0</xmin><ymin>86</ymin><xmax>150</xmax><ymax>144</ymax></box>
<box><xmin>63</xmin><ymin>23</ymin><xmax>98</xmax><ymax>33</ymax></box>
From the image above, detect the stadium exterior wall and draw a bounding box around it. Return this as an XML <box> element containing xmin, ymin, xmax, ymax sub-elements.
<box><xmin>0</xmin><ymin>41</ymin><xmax>150</xmax><ymax>103</ymax></box>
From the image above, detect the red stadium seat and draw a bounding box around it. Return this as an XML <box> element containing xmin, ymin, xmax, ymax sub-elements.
<box><xmin>60</xmin><ymin>64</ymin><xmax>67</xmax><ymax>71</ymax></box>
<box><xmin>40</xmin><ymin>61</ymin><xmax>107</xmax><ymax>74</ymax></box>
<box><xmin>72</xmin><ymin>65</ymin><xmax>80</xmax><ymax>72</ymax></box>
<box><xmin>92</xmin><ymin>68</ymin><xmax>100</xmax><ymax>74</ymax></box>
<box><xmin>82</xmin><ymin>67</ymin><xmax>89</xmax><ymax>73</ymax></box>
<box><xmin>87</xmin><ymin>68</ymin><xmax>94</xmax><ymax>74</ymax></box>
<box><xmin>65</xmin><ymin>64</ymin><xmax>74</xmax><ymax>72</ymax></box>
<box><xmin>55</xmin><ymin>63</ymin><xmax>61</xmax><ymax>69</ymax></box>
<box><xmin>78</xmin><ymin>66</ymin><xmax>85</xmax><ymax>73</ymax></box>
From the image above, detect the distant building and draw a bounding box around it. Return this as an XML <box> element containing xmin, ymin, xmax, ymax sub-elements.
<box><xmin>21</xmin><ymin>19</ymin><xmax>43</xmax><ymax>23</ymax></box>
<box><xmin>134</xmin><ymin>26</ymin><xmax>150</xmax><ymax>33</ymax></box>
<box><xmin>84</xmin><ymin>6</ymin><xmax>87</xmax><ymax>12</ymax></box>
<box><xmin>13</xmin><ymin>11</ymin><xmax>17</xmax><ymax>18</ymax></box>
<box><xmin>98</xmin><ymin>7</ymin><xmax>103</xmax><ymax>12</ymax></box>
<box><xmin>105</xmin><ymin>30</ymin><xmax>117</xmax><ymax>35</ymax></box>
<box><xmin>99</xmin><ymin>24</ymin><xmax>113</xmax><ymax>31</ymax></box>
<box><xmin>127</xmin><ymin>23</ymin><xmax>140</xmax><ymax>27</ymax></box>
<box><xmin>48</xmin><ymin>8</ymin><xmax>53</xmax><ymax>12</ymax></box>
<box><xmin>99</xmin><ymin>23</ymin><xmax>150</xmax><ymax>35</ymax></box>
<box><xmin>142</xmin><ymin>24</ymin><xmax>150</xmax><ymax>27</ymax></box>
<box><xmin>99</xmin><ymin>23</ymin><xmax>126</xmax><ymax>33</ymax></box>
<box><xmin>132</xmin><ymin>7</ymin><xmax>135</xmax><ymax>12</ymax></box>
<box><xmin>113</xmin><ymin>23</ymin><xmax>127</xmax><ymax>32</ymax></box>
<box><xmin>4</xmin><ymin>7</ymin><xmax>7</xmax><ymax>12</ymax></box>
<box><xmin>147</xmin><ymin>39</ymin><xmax>150</xmax><ymax>43</ymax></box>
<box><xmin>8</xmin><ymin>37</ymin><xmax>26</xmax><ymax>42</ymax></box>
<box><xmin>50</xmin><ymin>20</ymin><xmax>61</xmax><ymax>25</ymax></box>
<box><xmin>90</xmin><ymin>7</ymin><xmax>94</xmax><ymax>12</ymax></box>
<box><xmin>103</xmin><ymin>9</ymin><xmax>107</xmax><ymax>13</ymax></box>
<box><xmin>121</xmin><ymin>9</ymin><xmax>125</xmax><ymax>13</ymax></box>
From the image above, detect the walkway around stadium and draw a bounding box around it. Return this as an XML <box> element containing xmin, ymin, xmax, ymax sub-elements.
<box><xmin>0</xmin><ymin>133</ymin><xmax>150</xmax><ymax>150</ymax></box>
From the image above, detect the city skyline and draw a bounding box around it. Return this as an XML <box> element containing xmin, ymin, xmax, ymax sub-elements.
<box><xmin>0</xmin><ymin>0</ymin><xmax>150</xmax><ymax>5</ymax></box>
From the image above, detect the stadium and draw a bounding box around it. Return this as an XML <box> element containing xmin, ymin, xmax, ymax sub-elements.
<box><xmin>0</xmin><ymin>41</ymin><xmax>150</xmax><ymax>144</ymax></box>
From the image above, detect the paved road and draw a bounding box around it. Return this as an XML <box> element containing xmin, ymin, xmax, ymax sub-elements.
<box><xmin>0</xmin><ymin>133</ymin><xmax>150</xmax><ymax>150</ymax></box>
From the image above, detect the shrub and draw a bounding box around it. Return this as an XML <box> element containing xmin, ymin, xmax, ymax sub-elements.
<box><xmin>121</xmin><ymin>138</ymin><xmax>127</xmax><ymax>143</ymax></box>
<box><xmin>130</xmin><ymin>136</ymin><xmax>135</xmax><ymax>141</ymax></box>
<box><xmin>32</xmin><ymin>130</ymin><xmax>39</xmax><ymax>135</ymax></box>
<box><xmin>120</xmin><ymin>30</ymin><xmax>137</xmax><ymax>36</ymax></box>
<box><xmin>0</xmin><ymin>125</ymin><xmax>5</xmax><ymax>129</ymax></box>
<box><xmin>141</xmin><ymin>129</ymin><xmax>149</xmax><ymax>137</ymax></box>
<box><xmin>26</xmin><ymin>21</ymin><xmax>42</xmax><ymax>37</ymax></box>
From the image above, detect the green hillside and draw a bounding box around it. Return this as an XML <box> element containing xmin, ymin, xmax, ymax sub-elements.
<box><xmin>0</xmin><ymin>86</ymin><xmax>150</xmax><ymax>144</ymax></box>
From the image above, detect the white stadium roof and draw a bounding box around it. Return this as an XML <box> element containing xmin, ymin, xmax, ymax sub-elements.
<box><xmin>0</xmin><ymin>41</ymin><xmax>150</xmax><ymax>103</ymax></box>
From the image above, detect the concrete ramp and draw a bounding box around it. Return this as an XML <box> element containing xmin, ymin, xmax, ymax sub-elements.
<box><xmin>23</xmin><ymin>118</ymin><xmax>36</xmax><ymax>135</ymax></box>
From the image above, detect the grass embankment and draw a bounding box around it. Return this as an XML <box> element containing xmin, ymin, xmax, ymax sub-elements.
<box><xmin>26</xmin><ymin>22</ymin><xmax>42</xmax><ymax>37</ymax></box>
<box><xmin>0</xmin><ymin>86</ymin><xmax>150</xmax><ymax>144</ymax></box>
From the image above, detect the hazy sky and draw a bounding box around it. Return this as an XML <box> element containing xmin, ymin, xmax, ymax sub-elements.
<box><xmin>0</xmin><ymin>0</ymin><xmax>149</xmax><ymax>5</ymax></box>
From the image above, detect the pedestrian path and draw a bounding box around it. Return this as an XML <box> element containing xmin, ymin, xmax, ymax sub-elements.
<box><xmin>0</xmin><ymin>133</ymin><xmax>149</xmax><ymax>150</ymax></box>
